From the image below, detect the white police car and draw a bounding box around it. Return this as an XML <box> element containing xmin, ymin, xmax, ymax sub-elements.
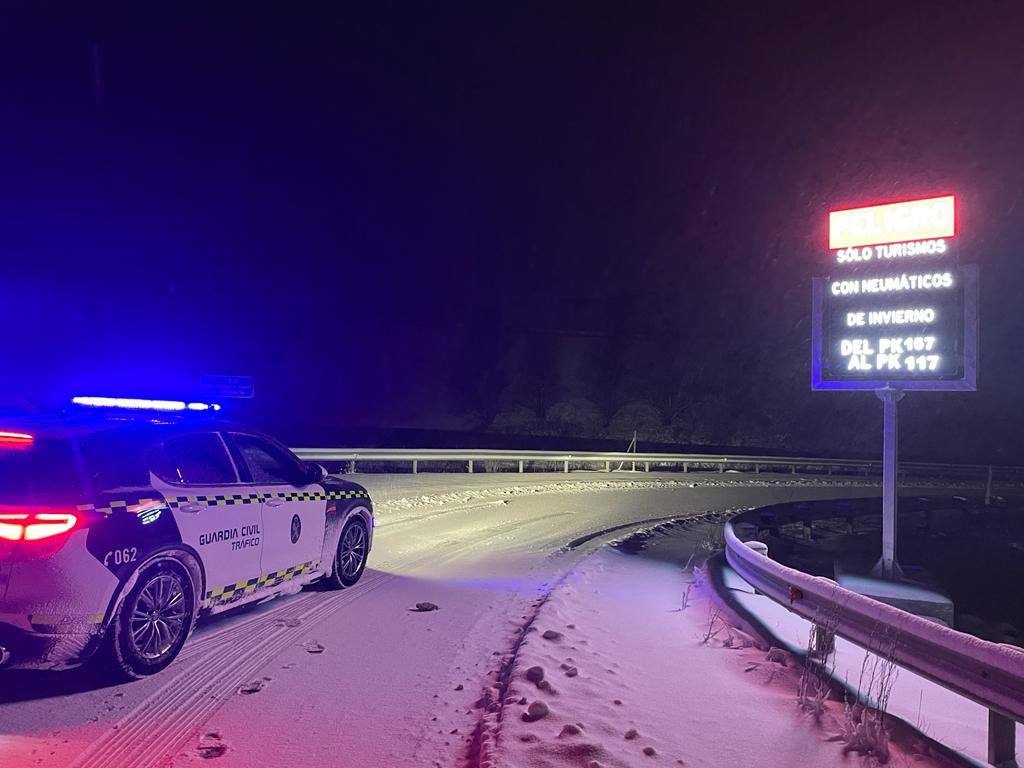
<box><xmin>0</xmin><ymin>398</ymin><xmax>373</xmax><ymax>678</ymax></box>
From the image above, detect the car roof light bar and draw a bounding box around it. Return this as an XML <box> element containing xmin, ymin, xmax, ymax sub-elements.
<box><xmin>0</xmin><ymin>430</ymin><xmax>34</xmax><ymax>446</ymax></box>
<box><xmin>71</xmin><ymin>396</ymin><xmax>221</xmax><ymax>412</ymax></box>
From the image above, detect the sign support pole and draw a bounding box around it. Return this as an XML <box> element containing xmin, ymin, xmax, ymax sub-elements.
<box><xmin>874</xmin><ymin>387</ymin><xmax>904</xmax><ymax>579</ymax></box>
<box><xmin>816</xmin><ymin>197</ymin><xmax>976</xmax><ymax>583</ymax></box>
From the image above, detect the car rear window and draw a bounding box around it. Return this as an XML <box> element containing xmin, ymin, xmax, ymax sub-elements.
<box><xmin>0</xmin><ymin>433</ymin><xmax>151</xmax><ymax>504</ymax></box>
<box><xmin>147</xmin><ymin>433</ymin><xmax>238</xmax><ymax>486</ymax></box>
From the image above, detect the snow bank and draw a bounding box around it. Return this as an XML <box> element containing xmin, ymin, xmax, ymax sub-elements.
<box><xmin>490</xmin><ymin>549</ymin><xmax>947</xmax><ymax>768</ymax></box>
<box><xmin>371</xmin><ymin>475</ymin><xmax>889</xmax><ymax>518</ymax></box>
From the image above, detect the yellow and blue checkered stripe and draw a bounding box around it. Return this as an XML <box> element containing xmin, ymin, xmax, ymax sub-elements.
<box><xmin>167</xmin><ymin>489</ymin><xmax>368</xmax><ymax>509</ymax></box>
<box><xmin>76</xmin><ymin>497</ymin><xmax>165</xmax><ymax>516</ymax></box>
<box><xmin>167</xmin><ymin>492</ymin><xmax>263</xmax><ymax>508</ymax></box>
<box><xmin>77</xmin><ymin>488</ymin><xmax>369</xmax><ymax>516</ymax></box>
<box><xmin>205</xmin><ymin>559</ymin><xmax>320</xmax><ymax>606</ymax></box>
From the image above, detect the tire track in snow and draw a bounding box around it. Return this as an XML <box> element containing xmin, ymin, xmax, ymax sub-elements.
<box><xmin>67</xmin><ymin>491</ymin><xmax>740</xmax><ymax>768</ymax></box>
<box><xmin>177</xmin><ymin>590</ymin><xmax>319</xmax><ymax>661</ymax></box>
<box><xmin>66</xmin><ymin>524</ymin><xmax>517</xmax><ymax>768</ymax></box>
<box><xmin>66</xmin><ymin>573</ymin><xmax>391</xmax><ymax>768</ymax></box>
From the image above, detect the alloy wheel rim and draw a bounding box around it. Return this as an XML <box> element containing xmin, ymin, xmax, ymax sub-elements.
<box><xmin>129</xmin><ymin>572</ymin><xmax>187</xmax><ymax>660</ymax></box>
<box><xmin>339</xmin><ymin>524</ymin><xmax>366</xmax><ymax>578</ymax></box>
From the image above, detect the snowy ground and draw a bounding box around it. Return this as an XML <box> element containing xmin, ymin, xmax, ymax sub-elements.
<box><xmin>492</xmin><ymin>545</ymin><xmax>955</xmax><ymax>768</ymax></box>
<box><xmin>0</xmin><ymin>472</ymin><xmax>975</xmax><ymax>768</ymax></box>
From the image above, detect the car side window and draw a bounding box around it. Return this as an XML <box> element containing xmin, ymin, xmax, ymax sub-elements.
<box><xmin>147</xmin><ymin>433</ymin><xmax>238</xmax><ymax>486</ymax></box>
<box><xmin>231</xmin><ymin>433</ymin><xmax>306</xmax><ymax>486</ymax></box>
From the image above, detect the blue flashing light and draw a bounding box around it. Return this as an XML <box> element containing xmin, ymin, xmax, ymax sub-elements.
<box><xmin>71</xmin><ymin>396</ymin><xmax>221</xmax><ymax>412</ymax></box>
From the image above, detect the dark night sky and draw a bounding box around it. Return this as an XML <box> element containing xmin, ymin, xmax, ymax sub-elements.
<box><xmin>2</xmin><ymin>2</ymin><xmax>1024</xmax><ymax>461</ymax></box>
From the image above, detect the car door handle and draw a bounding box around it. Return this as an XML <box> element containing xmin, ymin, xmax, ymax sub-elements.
<box><xmin>265</xmin><ymin>498</ymin><xmax>283</xmax><ymax>508</ymax></box>
<box><xmin>179</xmin><ymin>502</ymin><xmax>203</xmax><ymax>514</ymax></box>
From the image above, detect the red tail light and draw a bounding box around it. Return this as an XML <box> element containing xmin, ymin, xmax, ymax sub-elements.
<box><xmin>0</xmin><ymin>507</ymin><xmax>81</xmax><ymax>560</ymax></box>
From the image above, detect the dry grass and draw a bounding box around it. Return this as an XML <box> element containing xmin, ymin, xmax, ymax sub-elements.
<box><xmin>699</xmin><ymin>604</ymin><xmax>725</xmax><ymax>645</ymax></box>
<box><xmin>842</xmin><ymin>627</ymin><xmax>900</xmax><ymax>764</ymax></box>
<box><xmin>797</xmin><ymin>617</ymin><xmax>836</xmax><ymax>720</ymax></box>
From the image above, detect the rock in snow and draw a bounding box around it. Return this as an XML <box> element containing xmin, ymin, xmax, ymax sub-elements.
<box><xmin>238</xmin><ymin>678</ymin><xmax>267</xmax><ymax>695</ymax></box>
<box><xmin>542</xmin><ymin>629</ymin><xmax>564</xmax><ymax>641</ymax></box>
<box><xmin>525</xmin><ymin>665</ymin><xmax>545</xmax><ymax>683</ymax></box>
<box><xmin>414</xmin><ymin>602</ymin><xmax>440</xmax><ymax>612</ymax></box>
<box><xmin>522</xmin><ymin>700</ymin><xmax>550</xmax><ymax>721</ymax></box>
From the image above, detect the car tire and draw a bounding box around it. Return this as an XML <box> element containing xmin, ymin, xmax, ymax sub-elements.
<box><xmin>323</xmin><ymin>517</ymin><xmax>369</xmax><ymax>589</ymax></box>
<box><xmin>98</xmin><ymin>557</ymin><xmax>197</xmax><ymax>680</ymax></box>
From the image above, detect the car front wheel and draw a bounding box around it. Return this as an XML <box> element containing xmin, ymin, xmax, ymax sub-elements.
<box><xmin>324</xmin><ymin>517</ymin><xmax>368</xmax><ymax>589</ymax></box>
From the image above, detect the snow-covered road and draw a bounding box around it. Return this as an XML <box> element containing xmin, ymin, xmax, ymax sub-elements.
<box><xmin>0</xmin><ymin>472</ymin><xmax>905</xmax><ymax>767</ymax></box>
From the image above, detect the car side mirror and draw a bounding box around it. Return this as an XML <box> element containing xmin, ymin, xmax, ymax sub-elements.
<box><xmin>305</xmin><ymin>462</ymin><xmax>326</xmax><ymax>484</ymax></box>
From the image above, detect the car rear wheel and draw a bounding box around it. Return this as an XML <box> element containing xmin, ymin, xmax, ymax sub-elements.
<box><xmin>324</xmin><ymin>517</ymin><xmax>368</xmax><ymax>589</ymax></box>
<box><xmin>99</xmin><ymin>558</ymin><xmax>197</xmax><ymax>679</ymax></box>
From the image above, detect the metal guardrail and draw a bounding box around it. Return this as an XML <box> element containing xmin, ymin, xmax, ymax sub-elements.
<box><xmin>723</xmin><ymin>519</ymin><xmax>1024</xmax><ymax>766</ymax></box>
<box><xmin>292</xmin><ymin>447</ymin><xmax>1024</xmax><ymax>486</ymax></box>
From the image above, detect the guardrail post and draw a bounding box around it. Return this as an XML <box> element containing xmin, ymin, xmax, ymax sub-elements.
<box><xmin>468</xmin><ymin>459</ymin><xmax>474</xmax><ymax>474</ymax></box>
<box><xmin>563</xmin><ymin>459</ymin><xmax>569</xmax><ymax>474</ymax></box>
<box><xmin>988</xmin><ymin>710</ymin><xmax>1015</xmax><ymax>767</ymax></box>
<box><xmin>718</xmin><ymin>462</ymin><xmax>724</xmax><ymax>473</ymax></box>
<box><xmin>683</xmin><ymin>462</ymin><xmax>688</xmax><ymax>473</ymax></box>
<box><xmin>412</xmin><ymin>459</ymin><xmax>418</xmax><ymax>474</ymax></box>
<box><xmin>755</xmin><ymin>463</ymin><xmax>760</xmax><ymax>474</ymax></box>
<box><xmin>606</xmin><ymin>460</ymin><xmax>611</xmax><ymax>473</ymax></box>
<box><xmin>519</xmin><ymin>459</ymin><xmax>524</xmax><ymax>473</ymax></box>
<box><xmin>645</xmin><ymin>461</ymin><xmax>650</xmax><ymax>472</ymax></box>
<box><xmin>985</xmin><ymin>464</ymin><xmax>994</xmax><ymax>506</ymax></box>
<box><xmin>349</xmin><ymin>460</ymin><xmax>357</xmax><ymax>474</ymax></box>
<box><xmin>791</xmin><ymin>465</ymin><xmax>797</xmax><ymax>475</ymax></box>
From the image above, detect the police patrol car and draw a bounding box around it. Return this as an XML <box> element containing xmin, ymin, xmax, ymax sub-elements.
<box><xmin>0</xmin><ymin>397</ymin><xmax>373</xmax><ymax>678</ymax></box>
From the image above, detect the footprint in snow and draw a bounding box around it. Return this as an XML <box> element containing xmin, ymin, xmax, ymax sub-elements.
<box><xmin>197</xmin><ymin>732</ymin><xmax>227</xmax><ymax>759</ymax></box>
<box><xmin>303</xmin><ymin>641</ymin><xmax>326</xmax><ymax>654</ymax></box>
